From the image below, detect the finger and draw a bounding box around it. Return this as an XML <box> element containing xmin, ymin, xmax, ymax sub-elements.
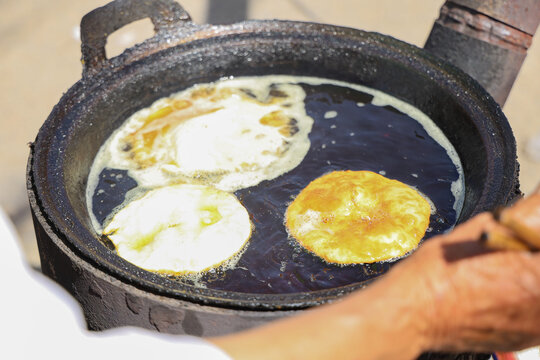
<box><xmin>484</xmin><ymin>223</ymin><xmax>533</xmax><ymax>251</ymax></box>
<box><xmin>499</xmin><ymin>193</ymin><xmax>540</xmax><ymax>250</ymax></box>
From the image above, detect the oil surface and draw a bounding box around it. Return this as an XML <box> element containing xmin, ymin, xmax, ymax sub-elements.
<box><xmin>90</xmin><ymin>81</ymin><xmax>461</xmax><ymax>294</ymax></box>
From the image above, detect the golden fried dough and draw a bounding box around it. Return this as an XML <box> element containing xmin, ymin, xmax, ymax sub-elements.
<box><xmin>285</xmin><ymin>170</ymin><xmax>431</xmax><ymax>264</ymax></box>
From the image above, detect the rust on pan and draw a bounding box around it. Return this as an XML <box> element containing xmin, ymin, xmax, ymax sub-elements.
<box><xmin>450</xmin><ymin>0</ymin><xmax>540</xmax><ymax>35</ymax></box>
<box><xmin>425</xmin><ymin>0</ymin><xmax>540</xmax><ymax>106</ymax></box>
<box><xmin>436</xmin><ymin>2</ymin><xmax>534</xmax><ymax>53</ymax></box>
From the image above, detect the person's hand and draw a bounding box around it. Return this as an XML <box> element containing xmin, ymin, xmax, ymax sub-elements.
<box><xmin>381</xmin><ymin>198</ymin><xmax>540</xmax><ymax>354</ymax></box>
<box><xmin>212</xmin><ymin>190</ymin><xmax>540</xmax><ymax>360</ymax></box>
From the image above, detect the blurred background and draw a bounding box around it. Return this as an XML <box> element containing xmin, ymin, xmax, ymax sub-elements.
<box><xmin>1</xmin><ymin>0</ymin><xmax>538</xmax><ymax>268</ymax></box>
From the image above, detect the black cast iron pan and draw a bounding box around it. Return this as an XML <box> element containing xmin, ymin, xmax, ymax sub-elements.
<box><xmin>29</xmin><ymin>0</ymin><xmax>518</xmax><ymax>311</ymax></box>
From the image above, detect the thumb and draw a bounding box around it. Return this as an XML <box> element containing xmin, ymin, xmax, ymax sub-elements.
<box><xmin>498</xmin><ymin>188</ymin><xmax>540</xmax><ymax>250</ymax></box>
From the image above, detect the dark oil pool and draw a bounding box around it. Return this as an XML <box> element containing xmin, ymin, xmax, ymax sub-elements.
<box><xmin>91</xmin><ymin>82</ymin><xmax>461</xmax><ymax>294</ymax></box>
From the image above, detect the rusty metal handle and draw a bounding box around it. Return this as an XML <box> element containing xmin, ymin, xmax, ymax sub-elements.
<box><xmin>424</xmin><ymin>0</ymin><xmax>540</xmax><ymax>106</ymax></box>
<box><xmin>81</xmin><ymin>0</ymin><xmax>192</xmax><ymax>76</ymax></box>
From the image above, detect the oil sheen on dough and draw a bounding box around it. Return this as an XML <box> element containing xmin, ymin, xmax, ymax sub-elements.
<box><xmin>285</xmin><ymin>170</ymin><xmax>432</xmax><ymax>264</ymax></box>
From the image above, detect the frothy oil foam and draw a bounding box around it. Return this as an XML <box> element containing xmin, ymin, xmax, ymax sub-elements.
<box><xmin>93</xmin><ymin>78</ymin><xmax>313</xmax><ymax>192</ymax></box>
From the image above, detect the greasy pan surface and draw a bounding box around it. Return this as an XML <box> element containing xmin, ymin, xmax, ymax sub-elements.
<box><xmin>31</xmin><ymin>17</ymin><xmax>517</xmax><ymax>310</ymax></box>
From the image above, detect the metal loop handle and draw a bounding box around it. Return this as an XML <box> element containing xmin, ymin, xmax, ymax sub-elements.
<box><xmin>81</xmin><ymin>0</ymin><xmax>192</xmax><ymax>75</ymax></box>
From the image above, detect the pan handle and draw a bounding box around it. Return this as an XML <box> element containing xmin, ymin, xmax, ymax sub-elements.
<box><xmin>80</xmin><ymin>0</ymin><xmax>193</xmax><ymax>76</ymax></box>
